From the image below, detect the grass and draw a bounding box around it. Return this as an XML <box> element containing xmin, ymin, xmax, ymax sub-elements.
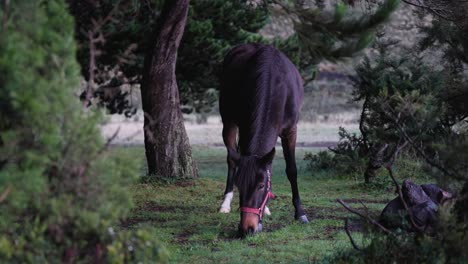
<box><xmin>112</xmin><ymin>146</ymin><xmax>403</xmax><ymax>263</ymax></box>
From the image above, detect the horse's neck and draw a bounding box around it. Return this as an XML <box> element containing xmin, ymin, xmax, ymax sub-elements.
<box><xmin>239</xmin><ymin>115</ymin><xmax>278</xmax><ymax>156</ymax></box>
<box><xmin>239</xmin><ymin>65</ymin><xmax>279</xmax><ymax>156</ymax></box>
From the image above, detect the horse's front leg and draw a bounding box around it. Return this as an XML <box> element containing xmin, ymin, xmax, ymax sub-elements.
<box><xmin>281</xmin><ymin>127</ymin><xmax>309</xmax><ymax>223</ymax></box>
<box><xmin>219</xmin><ymin>123</ymin><xmax>237</xmax><ymax>213</ymax></box>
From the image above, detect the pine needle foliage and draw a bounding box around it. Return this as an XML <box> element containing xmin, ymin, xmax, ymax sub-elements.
<box><xmin>0</xmin><ymin>1</ymin><xmax>166</xmax><ymax>262</ymax></box>
<box><xmin>278</xmin><ymin>0</ymin><xmax>399</xmax><ymax>63</ymax></box>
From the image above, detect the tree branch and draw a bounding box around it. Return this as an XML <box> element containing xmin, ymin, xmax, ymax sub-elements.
<box><xmin>81</xmin><ymin>1</ymin><xmax>123</xmax><ymax>107</ymax></box>
<box><xmin>344</xmin><ymin>218</ymin><xmax>363</xmax><ymax>251</ymax></box>
<box><xmin>386</xmin><ymin>168</ymin><xmax>424</xmax><ymax>232</ymax></box>
<box><xmin>337</xmin><ymin>199</ymin><xmax>395</xmax><ymax>236</ymax></box>
<box><xmin>0</xmin><ymin>185</ymin><xmax>11</xmax><ymax>203</ymax></box>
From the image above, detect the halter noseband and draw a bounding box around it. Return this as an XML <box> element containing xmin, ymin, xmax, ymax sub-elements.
<box><xmin>239</xmin><ymin>170</ymin><xmax>275</xmax><ymax>219</ymax></box>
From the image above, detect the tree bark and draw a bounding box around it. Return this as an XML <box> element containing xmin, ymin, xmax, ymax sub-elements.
<box><xmin>141</xmin><ymin>0</ymin><xmax>198</xmax><ymax>179</ymax></box>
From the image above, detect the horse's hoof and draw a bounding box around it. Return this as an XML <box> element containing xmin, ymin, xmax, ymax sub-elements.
<box><xmin>257</xmin><ymin>223</ymin><xmax>263</xmax><ymax>232</ymax></box>
<box><xmin>264</xmin><ymin>206</ymin><xmax>271</xmax><ymax>216</ymax></box>
<box><xmin>219</xmin><ymin>207</ymin><xmax>231</xmax><ymax>213</ymax></box>
<box><xmin>298</xmin><ymin>215</ymin><xmax>309</xmax><ymax>223</ymax></box>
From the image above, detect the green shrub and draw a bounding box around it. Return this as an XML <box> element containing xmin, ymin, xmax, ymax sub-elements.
<box><xmin>330</xmin><ymin>128</ymin><xmax>369</xmax><ymax>176</ymax></box>
<box><xmin>305</xmin><ymin>128</ymin><xmax>368</xmax><ymax>178</ymax></box>
<box><xmin>0</xmin><ymin>1</ymin><xmax>165</xmax><ymax>262</ymax></box>
<box><xmin>304</xmin><ymin>151</ymin><xmax>335</xmax><ymax>172</ymax></box>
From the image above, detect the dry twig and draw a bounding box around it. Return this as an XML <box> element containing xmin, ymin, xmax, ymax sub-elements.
<box><xmin>0</xmin><ymin>185</ymin><xmax>12</xmax><ymax>203</ymax></box>
<box><xmin>337</xmin><ymin>199</ymin><xmax>395</xmax><ymax>236</ymax></box>
<box><xmin>344</xmin><ymin>218</ymin><xmax>363</xmax><ymax>251</ymax></box>
<box><xmin>386</xmin><ymin>168</ymin><xmax>424</xmax><ymax>232</ymax></box>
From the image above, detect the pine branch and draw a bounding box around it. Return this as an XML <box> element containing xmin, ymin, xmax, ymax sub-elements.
<box><xmin>293</xmin><ymin>0</ymin><xmax>399</xmax><ymax>61</ymax></box>
<box><xmin>386</xmin><ymin>106</ymin><xmax>465</xmax><ymax>181</ymax></box>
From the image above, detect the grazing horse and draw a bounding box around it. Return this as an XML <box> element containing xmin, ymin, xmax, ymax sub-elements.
<box><xmin>218</xmin><ymin>43</ymin><xmax>309</xmax><ymax>235</ymax></box>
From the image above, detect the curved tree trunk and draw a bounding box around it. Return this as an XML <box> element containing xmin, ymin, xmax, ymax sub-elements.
<box><xmin>141</xmin><ymin>0</ymin><xmax>198</xmax><ymax>179</ymax></box>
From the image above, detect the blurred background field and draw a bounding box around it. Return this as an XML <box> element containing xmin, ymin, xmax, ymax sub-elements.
<box><xmin>101</xmin><ymin>113</ymin><xmax>360</xmax><ymax>147</ymax></box>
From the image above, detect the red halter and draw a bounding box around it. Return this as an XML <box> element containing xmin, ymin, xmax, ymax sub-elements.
<box><xmin>239</xmin><ymin>170</ymin><xmax>275</xmax><ymax>219</ymax></box>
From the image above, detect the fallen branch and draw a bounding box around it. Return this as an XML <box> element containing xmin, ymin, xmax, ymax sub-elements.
<box><xmin>337</xmin><ymin>199</ymin><xmax>395</xmax><ymax>237</ymax></box>
<box><xmin>386</xmin><ymin>168</ymin><xmax>424</xmax><ymax>232</ymax></box>
<box><xmin>344</xmin><ymin>218</ymin><xmax>363</xmax><ymax>251</ymax></box>
<box><xmin>0</xmin><ymin>185</ymin><xmax>12</xmax><ymax>203</ymax></box>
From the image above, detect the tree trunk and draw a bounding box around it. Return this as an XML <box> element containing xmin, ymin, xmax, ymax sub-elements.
<box><xmin>140</xmin><ymin>0</ymin><xmax>198</xmax><ymax>179</ymax></box>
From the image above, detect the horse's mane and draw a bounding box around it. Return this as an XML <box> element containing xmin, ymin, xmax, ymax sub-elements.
<box><xmin>242</xmin><ymin>47</ymin><xmax>278</xmax><ymax>151</ymax></box>
<box><xmin>234</xmin><ymin>155</ymin><xmax>259</xmax><ymax>196</ymax></box>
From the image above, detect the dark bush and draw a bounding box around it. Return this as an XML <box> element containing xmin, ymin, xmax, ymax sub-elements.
<box><xmin>322</xmin><ymin>203</ymin><xmax>468</xmax><ymax>264</ymax></box>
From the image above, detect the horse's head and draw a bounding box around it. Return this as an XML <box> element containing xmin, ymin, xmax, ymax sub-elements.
<box><xmin>228</xmin><ymin>148</ymin><xmax>276</xmax><ymax>236</ymax></box>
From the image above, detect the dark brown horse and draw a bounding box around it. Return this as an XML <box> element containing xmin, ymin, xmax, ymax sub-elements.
<box><xmin>218</xmin><ymin>43</ymin><xmax>309</xmax><ymax>235</ymax></box>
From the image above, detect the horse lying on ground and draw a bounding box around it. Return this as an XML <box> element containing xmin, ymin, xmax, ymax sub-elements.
<box><xmin>218</xmin><ymin>43</ymin><xmax>309</xmax><ymax>235</ymax></box>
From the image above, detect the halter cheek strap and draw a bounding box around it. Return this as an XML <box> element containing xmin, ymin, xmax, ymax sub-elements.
<box><xmin>239</xmin><ymin>170</ymin><xmax>275</xmax><ymax>219</ymax></box>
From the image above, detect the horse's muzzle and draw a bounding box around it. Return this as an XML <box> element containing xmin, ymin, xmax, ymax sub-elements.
<box><xmin>239</xmin><ymin>222</ymin><xmax>263</xmax><ymax>236</ymax></box>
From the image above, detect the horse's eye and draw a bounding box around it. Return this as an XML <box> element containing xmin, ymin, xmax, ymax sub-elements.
<box><xmin>258</xmin><ymin>184</ymin><xmax>265</xmax><ymax>190</ymax></box>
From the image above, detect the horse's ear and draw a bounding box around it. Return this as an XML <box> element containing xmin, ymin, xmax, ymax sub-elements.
<box><xmin>228</xmin><ymin>148</ymin><xmax>240</xmax><ymax>166</ymax></box>
<box><xmin>259</xmin><ymin>148</ymin><xmax>275</xmax><ymax>166</ymax></box>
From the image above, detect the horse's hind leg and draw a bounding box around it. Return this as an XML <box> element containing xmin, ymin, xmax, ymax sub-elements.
<box><xmin>281</xmin><ymin>126</ymin><xmax>309</xmax><ymax>223</ymax></box>
<box><xmin>219</xmin><ymin>123</ymin><xmax>237</xmax><ymax>213</ymax></box>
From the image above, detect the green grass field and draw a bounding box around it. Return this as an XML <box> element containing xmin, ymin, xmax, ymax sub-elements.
<box><xmin>113</xmin><ymin>146</ymin><xmax>402</xmax><ymax>263</ymax></box>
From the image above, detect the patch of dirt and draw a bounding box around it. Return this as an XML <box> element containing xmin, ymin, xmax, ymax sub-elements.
<box><xmin>265</xmin><ymin>222</ymin><xmax>288</xmax><ymax>232</ymax></box>
<box><xmin>138</xmin><ymin>202</ymin><xmax>177</xmax><ymax>213</ymax></box>
<box><xmin>336</xmin><ymin>198</ymin><xmax>389</xmax><ymax>204</ymax></box>
<box><xmin>313</xmin><ymin>214</ymin><xmax>347</xmax><ymax>221</ymax></box>
<box><xmin>324</xmin><ymin>219</ymin><xmax>364</xmax><ymax>233</ymax></box>
<box><xmin>305</xmin><ymin>235</ymin><xmax>322</xmax><ymax>240</ymax></box>
<box><xmin>346</xmin><ymin>219</ymin><xmax>364</xmax><ymax>232</ymax></box>
<box><xmin>120</xmin><ymin>214</ymin><xmax>180</xmax><ymax>227</ymax></box>
<box><xmin>120</xmin><ymin>217</ymin><xmax>147</xmax><ymax>228</ymax></box>
<box><xmin>121</xmin><ymin>202</ymin><xmax>214</xmax><ymax>228</ymax></box>
<box><xmin>303</xmin><ymin>219</ymin><xmax>365</xmax><ymax>241</ymax></box>
<box><xmin>220</xmin><ymin>229</ymin><xmax>242</xmax><ymax>240</ymax></box>
<box><xmin>173</xmin><ymin>230</ymin><xmax>194</xmax><ymax>244</ymax></box>
<box><xmin>136</xmin><ymin>201</ymin><xmax>211</xmax><ymax>213</ymax></box>
<box><xmin>174</xmin><ymin>180</ymin><xmax>196</xmax><ymax>187</ymax></box>
<box><xmin>304</xmin><ymin>206</ymin><xmax>347</xmax><ymax>217</ymax></box>
<box><xmin>305</xmin><ymin>206</ymin><xmax>381</xmax><ymax>223</ymax></box>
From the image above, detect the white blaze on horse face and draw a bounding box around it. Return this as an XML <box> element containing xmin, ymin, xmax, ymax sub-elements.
<box><xmin>219</xmin><ymin>191</ymin><xmax>234</xmax><ymax>213</ymax></box>
<box><xmin>264</xmin><ymin>206</ymin><xmax>271</xmax><ymax>216</ymax></box>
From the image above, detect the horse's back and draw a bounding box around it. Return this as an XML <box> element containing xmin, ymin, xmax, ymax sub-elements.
<box><xmin>220</xmin><ymin>43</ymin><xmax>303</xmax><ymax>130</ymax></box>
